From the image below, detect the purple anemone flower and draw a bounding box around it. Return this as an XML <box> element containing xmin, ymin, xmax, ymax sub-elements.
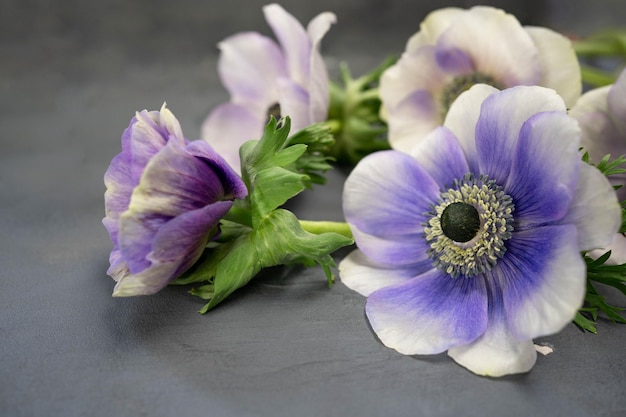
<box><xmin>379</xmin><ymin>6</ymin><xmax>581</xmax><ymax>153</ymax></box>
<box><xmin>103</xmin><ymin>104</ymin><xmax>247</xmax><ymax>296</ymax></box>
<box><xmin>201</xmin><ymin>3</ymin><xmax>336</xmax><ymax>172</ymax></box>
<box><xmin>340</xmin><ymin>85</ymin><xmax>620</xmax><ymax>376</ymax></box>
<box><xmin>570</xmin><ymin>68</ymin><xmax>626</xmax><ymax>264</ymax></box>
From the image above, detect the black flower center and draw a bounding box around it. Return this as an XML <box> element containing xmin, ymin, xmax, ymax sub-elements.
<box><xmin>440</xmin><ymin>202</ymin><xmax>481</xmax><ymax>243</ymax></box>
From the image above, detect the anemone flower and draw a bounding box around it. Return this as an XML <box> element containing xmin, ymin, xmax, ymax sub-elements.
<box><xmin>379</xmin><ymin>6</ymin><xmax>581</xmax><ymax>153</ymax></box>
<box><xmin>339</xmin><ymin>85</ymin><xmax>620</xmax><ymax>377</ymax></box>
<box><xmin>201</xmin><ymin>3</ymin><xmax>336</xmax><ymax>172</ymax></box>
<box><xmin>569</xmin><ymin>68</ymin><xmax>626</xmax><ymax>264</ymax></box>
<box><xmin>103</xmin><ymin>104</ymin><xmax>247</xmax><ymax>296</ymax></box>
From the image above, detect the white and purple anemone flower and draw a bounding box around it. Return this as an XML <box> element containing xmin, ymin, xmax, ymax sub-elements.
<box><xmin>103</xmin><ymin>104</ymin><xmax>247</xmax><ymax>296</ymax></box>
<box><xmin>339</xmin><ymin>85</ymin><xmax>621</xmax><ymax>377</ymax></box>
<box><xmin>201</xmin><ymin>3</ymin><xmax>336</xmax><ymax>172</ymax></box>
<box><xmin>380</xmin><ymin>6</ymin><xmax>581</xmax><ymax>153</ymax></box>
<box><xmin>569</xmin><ymin>69</ymin><xmax>626</xmax><ymax>264</ymax></box>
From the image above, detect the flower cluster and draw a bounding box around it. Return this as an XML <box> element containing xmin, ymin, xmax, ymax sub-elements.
<box><xmin>103</xmin><ymin>4</ymin><xmax>626</xmax><ymax>377</ymax></box>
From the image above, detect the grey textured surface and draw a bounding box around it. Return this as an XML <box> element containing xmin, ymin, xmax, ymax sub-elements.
<box><xmin>1</xmin><ymin>1</ymin><xmax>625</xmax><ymax>416</ymax></box>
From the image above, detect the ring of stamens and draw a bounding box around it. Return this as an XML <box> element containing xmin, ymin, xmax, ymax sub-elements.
<box><xmin>423</xmin><ymin>174</ymin><xmax>514</xmax><ymax>278</ymax></box>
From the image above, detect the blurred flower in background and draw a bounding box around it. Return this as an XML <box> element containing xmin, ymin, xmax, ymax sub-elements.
<box><xmin>379</xmin><ymin>6</ymin><xmax>581</xmax><ymax>153</ymax></box>
<box><xmin>201</xmin><ymin>3</ymin><xmax>336</xmax><ymax>172</ymax></box>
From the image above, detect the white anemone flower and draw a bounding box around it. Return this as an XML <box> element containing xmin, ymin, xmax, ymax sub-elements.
<box><xmin>380</xmin><ymin>6</ymin><xmax>581</xmax><ymax>153</ymax></box>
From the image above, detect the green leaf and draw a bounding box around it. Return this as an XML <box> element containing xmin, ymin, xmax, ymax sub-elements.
<box><xmin>192</xmin><ymin>209</ymin><xmax>352</xmax><ymax>313</ymax></box>
<box><xmin>175</xmin><ymin>116</ymin><xmax>354</xmax><ymax>313</ymax></box>
<box><xmin>576</xmin><ymin>252</ymin><xmax>626</xmax><ymax>332</ymax></box>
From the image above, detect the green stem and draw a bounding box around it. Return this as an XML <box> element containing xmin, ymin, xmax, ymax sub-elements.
<box><xmin>299</xmin><ymin>220</ymin><xmax>354</xmax><ymax>239</ymax></box>
<box><xmin>580</xmin><ymin>64</ymin><xmax>618</xmax><ymax>87</ymax></box>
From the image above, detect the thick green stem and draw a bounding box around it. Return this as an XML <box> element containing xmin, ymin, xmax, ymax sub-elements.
<box><xmin>299</xmin><ymin>220</ymin><xmax>354</xmax><ymax>240</ymax></box>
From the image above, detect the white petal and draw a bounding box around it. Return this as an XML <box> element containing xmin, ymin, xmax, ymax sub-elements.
<box><xmin>201</xmin><ymin>102</ymin><xmax>266</xmax><ymax>173</ymax></box>
<box><xmin>277</xmin><ymin>78</ymin><xmax>311</xmax><ymax>133</ymax></box>
<box><xmin>338</xmin><ymin>249</ymin><xmax>416</xmax><ymax>297</ymax></box>
<box><xmin>264</xmin><ymin>3</ymin><xmax>311</xmax><ymax>86</ymax></box>
<box><xmin>524</xmin><ymin>26</ymin><xmax>581</xmax><ymax>108</ymax></box>
<box><xmin>380</xmin><ymin>46</ymin><xmax>450</xmax><ymax>116</ymax></box>
<box><xmin>443</xmin><ymin>83</ymin><xmax>499</xmax><ymax>173</ymax></box>
<box><xmin>217</xmin><ymin>32</ymin><xmax>287</xmax><ymax>105</ymax></box>
<box><xmin>587</xmin><ymin>234</ymin><xmax>626</xmax><ymax>265</ymax></box>
<box><xmin>307</xmin><ymin>11</ymin><xmax>336</xmax><ymax>123</ymax></box>
<box><xmin>448</xmin><ymin>320</ymin><xmax>537</xmax><ymax>377</ymax></box>
<box><xmin>406</xmin><ymin>7</ymin><xmax>464</xmax><ymax>50</ymax></box>
<box><xmin>559</xmin><ymin>162</ymin><xmax>622</xmax><ymax>251</ymax></box>
<box><xmin>434</xmin><ymin>6</ymin><xmax>539</xmax><ymax>86</ymax></box>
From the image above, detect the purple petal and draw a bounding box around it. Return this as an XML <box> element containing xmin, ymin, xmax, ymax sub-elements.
<box><xmin>489</xmin><ymin>224</ymin><xmax>585</xmax><ymax>340</ymax></box>
<box><xmin>185</xmin><ymin>140</ymin><xmax>247</xmax><ymax>201</ymax></box>
<box><xmin>201</xmin><ymin>102</ymin><xmax>267</xmax><ymax>173</ymax></box>
<box><xmin>149</xmin><ymin>201</ymin><xmax>234</xmax><ymax>274</ymax></box>
<box><xmin>475</xmin><ymin>86</ymin><xmax>566</xmax><ymax>184</ymax></box>
<box><xmin>118</xmin><ymin>140</ymin><xmax>238</xmax><ymax>273</ymax></box>
<box><xmin>343</xmin><ymin>150</ymin><xmax>440</xmax><ymax>238</ymax></box>
<box><xmin>217</xmin><ymin>32</ymin><xmax>288</xmax><ymax>106</ymax></box>
<box><xmin>366</xmin><ymin>268</ymin><xmax>488</xmax><ymax>354</ymax></box>
<box><xmin>434</xmin><ymin>45</ymin><xmax>474</xmax><ymax>75</ymax></box>
<box><xmin>350</xmin><ymin>225</ymin><xmax>433</xmax><ymax>268</ymax></box>
<box><xmin>506</xmin><ymin>111</ymin><xmax>580</xmax><ymax>226</ymax></box>
<box><xmin>410</xmin><ymin>126</ymin><xmax>470</xmax><ymax>188</ymax></box>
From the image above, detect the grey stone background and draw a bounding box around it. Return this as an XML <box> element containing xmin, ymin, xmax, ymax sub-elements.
<box><xmin>1</xmin><ymin>1</ymin><xmax>625</xmax><ymax>416</ymax></box>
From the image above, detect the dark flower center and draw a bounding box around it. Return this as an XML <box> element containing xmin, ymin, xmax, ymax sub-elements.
<box><xmin>267</xmin><ymin>102</ymin><xmax>281</xmax><ymax>121</ymax></box>
<box><xmin>440</xmin><ymin>73</ymin><xmax>503</xmax><ymax>117</ymax></box>
<box><xmin>440</xmin><ymin>202</ymin><xmax>480</xmax><ymax>243</ymax></box>
<box><xmin>424</xmin><ymin>174</ymin><xmax>515</xmax><ymax>278</ymax></box>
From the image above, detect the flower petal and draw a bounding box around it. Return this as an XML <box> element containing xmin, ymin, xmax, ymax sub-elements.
<box><xmin>448</xmin><ymin>319</ymin><xmax>536</xmax><ymax>377</ymax></box>
<box><xmin>475</xmin><ymin>86</ymin><xmax>566</xmax><ymax>185</ymax></box>
<box><xmin>263</xmin><ymin>3</ymin><xmax>311</xmax><ymax>87</ymax></box>
<box><xmin>339</xmin><ymin>249</ymin><xmax>420</xmax><ymax>297</ymax></box>
<box><xmin>588</xmin><ymin>234</ymin><xmax>626</xmax><ymax>265</ymax></box>
<box><xmin>217</xmin><ymin>31</ymin><xmax>288</xmax><ymax>106</ymax></box>
<box><xmin>435</xmin><ymin>6</ymin><xmax>540</xmax><ymax>86</ymax></box>
<box><xmin>410</xmin><ymin>126</ymin><xmax>470</xmax><ymax>188</ymax></box>
<box><xmin>128</xmin><ymin>106</ymin><xmax>186</xmax><ymax>184</ymax></box>
<box><xmin>277</xmin><ymin>77</ymin><xmax>311</xmax><ymax>133</ymax></box>
<box><xmin>118</xmin><ymin>140</ymin><xmax>231</xmax><ymax>273</ymax></box>
<box><xmin>494</xmin><ymin>224</ymin><xmax>585</xmax><ymax>340</ymax></box>
<box><xmin>524</xmin><ymin>26</ymin><xmax>581</xmax><ymax>108</ymax></box>
<box><xmin>343</xmin><ymin>150</ymin><xmax>439</xmax><ymax>237</ymax></box>
<box><xmin>558</xmin><ymin>162</ymin><xmax>621</xmax><ymax>251</ymax></box>
<box><xmin>380</xmin><ymin>46</ymin><xmax>450</xmax><ymax>121</ymax></box>
<box><xmin>506</xmin><ymin>111</ymin><xmax>580</xmax><ymax>225</ymax></box>
<box><xmin>350</xmin><ymin>224</ymin><xmax>432</xmax><ymax>268</ymax></box>
<box><xmin>385</xmin><ymin>90</ymin><xmax>441</xmax><ymax>153</ymax></box>
<box><xmin>185</xmin><ymin>140</ymin><xmax>248</xmax><ymax>201</ymax></box>
<box><xmin>366</xmin><ymin>269</ymin><xmax>488</xmax><ymax>355</ymax></box>
<box><xmin>201</xmin><ymin>102</ymin><xmax>266</xmax><ymax>173</ymax></box>
<box><xmin>608</xmin><ymin>69</ymin><xmax>626</xmax><ymax>132</ymax></box>
<box><xmin>406</xmin><ymin>7</ymin><xmax>464</xmax><ymax>50</ymax></box>
<box><xmin>307</xmin><ymin>11</ymin><xmax>336</xmax><ymax>123</ymax></box>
